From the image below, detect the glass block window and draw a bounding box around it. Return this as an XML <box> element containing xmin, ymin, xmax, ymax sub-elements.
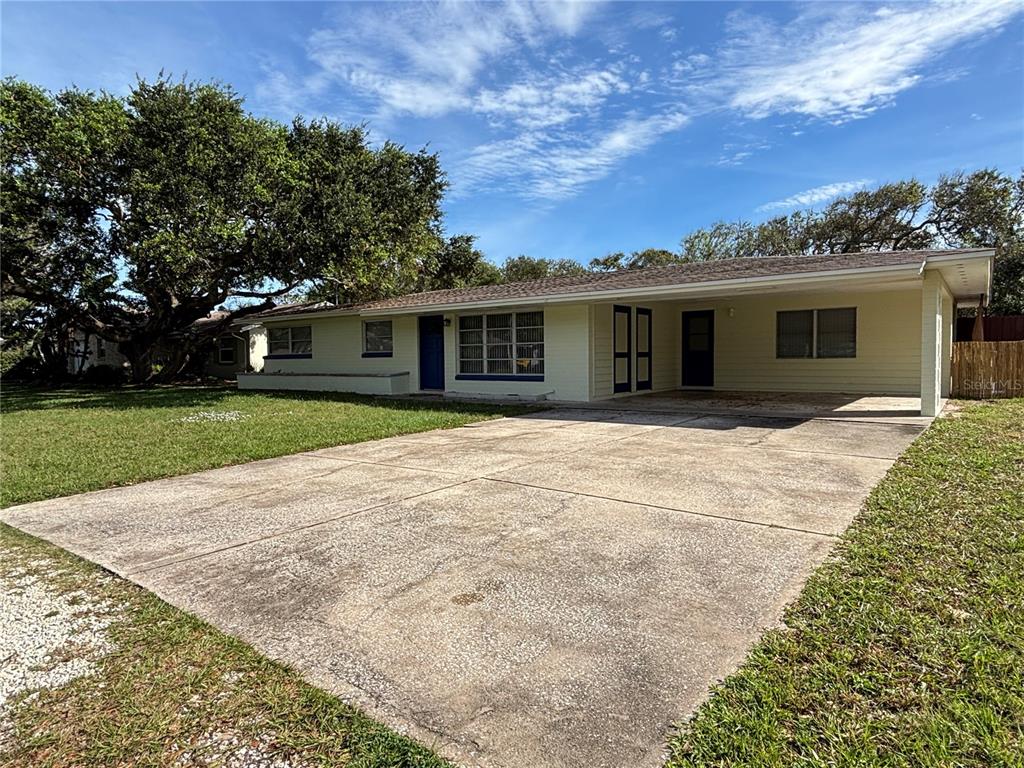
<box><xmin>459</xmin><ymin>311</ymin><xmax>544</xmax><ymax>375</ymax></box>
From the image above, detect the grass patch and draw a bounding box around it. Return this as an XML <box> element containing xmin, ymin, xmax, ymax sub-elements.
<box><xmin>0</xmin><ymin>385</ymin><xmax>525</xmax><ymax>508</ymax></box>
<box><xmin>0</xmin><ymin>524</ymin><xmax>452</xmax><ymax>768</ymax></box>
<box><xmin>668</xmin><ymin>399</ymin><xmax>1024</xmax><ymax>768</ymax></box>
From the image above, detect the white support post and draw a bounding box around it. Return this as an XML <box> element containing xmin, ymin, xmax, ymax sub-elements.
<box><xmin>940</xmin><ymin>290</ymin><xmax>953</xmax><ymax>398</ymax></box>
<box><xmin>920</xmin><ymin>272</ymin><xmax>943</xmax><ymax>417</ymax></box>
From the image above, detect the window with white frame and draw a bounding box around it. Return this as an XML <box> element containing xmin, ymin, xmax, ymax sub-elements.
<box><xmin>458</xmin><ymin>311</ymin><xmax>544</xmax><ymax>376</ymax></box>
<box><xmin>95</xmin><ymin>337</ymin><xmax>106</xmax><ymax>359</ymax></box>
<box><xmin>363</xmin><ymin>320</ymin><xmax>393</xmax><ymax>355</ymax></box>
<box><xmin>268</xmin><ymin>326</ymin><xmax>312</xmax><ymax>356</ymax></box>
<box><xmin>218</xmin><ymin>336</ymin><xmax>237</xmax><ymax>365</ymax></box>
<box><xmin>776</xmin><ymin>308</ymin><xmax>856</xmax><ymax>359</ymax></box>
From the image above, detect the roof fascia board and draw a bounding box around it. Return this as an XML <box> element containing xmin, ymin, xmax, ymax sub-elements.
<box><xmin>922</xmin><ymin>248</ymin><xmax>995</xmax><ymax>265</ymax></box>
<box><xmin>360</xmin><ymin>262</ymin><xmax>924</xmax><ymax>317</ymax></box>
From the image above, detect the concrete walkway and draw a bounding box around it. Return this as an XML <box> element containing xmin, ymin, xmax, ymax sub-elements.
<box><xmin>2</xmin><ymin>402</ymin><xmax>929</xmax><ymax>768</ymax></box>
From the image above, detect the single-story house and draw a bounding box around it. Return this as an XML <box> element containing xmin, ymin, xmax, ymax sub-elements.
<box><xmin>238</xmin><ymin>248</ymin><xmax>994</xmax><ymax>417</ymax></box>
<box><xmin>67</xmin><ymin>313</ymin><xmax>268</xmax><ymax>378</ymax></box>
<box><xmin>191</xmin><ymin>311</ymin><xmax>269</xmax><ymax>377</ymax></box>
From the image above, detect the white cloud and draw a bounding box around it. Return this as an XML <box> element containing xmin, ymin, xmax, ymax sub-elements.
<box><xmin>266</xmin><ymin>0</ymin><xmax>697</xmax><ymax>204</ymax></box>
<box><xmin>715</xmin><ymin>139</ymin><xmax>771</xmax><ymax>167</ymax></box>
<box><xmin>305</xmin><ymin>1</ymin><xmax>602</xmax><ymax>119</ymax></box>
<box><xmin>716</xmin><ymin>150</ymin><xmax>752</xmax><ymax>167</ymax></box>
<box><xmin>257</xmin><ymin>0</ymin><xmax>1021</xmax><ymax>205</ymax></box>
<box><xmin>757</xmin><ymin>179</ymin><xmax>873</xmax><ymax>212</ymax></box>
<box><xmin>459</xmin><ymin>111</ymin><xmax>689</xmax><ymax>201</ymax></box>
<box><xmin>723</xmin><ymin>0</ymin><xmax>1021</xmax><ymax>122</ymax></box>
<box><xmin>474</xmin><ymin>68</ymin><xmax>630</xmax><ymax>129</ymax></box>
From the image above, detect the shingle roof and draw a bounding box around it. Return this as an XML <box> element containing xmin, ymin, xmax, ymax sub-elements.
<box><xmin>255</xmin><ymin>249</ymin><xmax>989</xmax><ymax>319</ymax></box>
<box><xmin>250</xmin><ymin>301</ymin><xmax>337</xmax><ymax>318</ymax></box>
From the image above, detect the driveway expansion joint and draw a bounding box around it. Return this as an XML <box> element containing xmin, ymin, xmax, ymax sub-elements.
<box><xmin>125</xmin><ymin>477</ymin><xmax>477</xmax><ymax>576</ymax></box>
<box><xmin>477</xmin><ymin>476</ymin><xmax>840</xmax><ymax>539</ymax></box>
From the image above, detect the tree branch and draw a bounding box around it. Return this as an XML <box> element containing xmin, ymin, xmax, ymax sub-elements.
<box><xmin>228</xmin><ymin>282</ymin><xmax>301</xmax><ymax>299</ymax></box>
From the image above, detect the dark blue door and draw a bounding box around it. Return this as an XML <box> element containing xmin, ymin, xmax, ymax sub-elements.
<box><xmin>418</xmin><ymin>315</ymin><xmax>445</xmax><ymax>390</ymax></box>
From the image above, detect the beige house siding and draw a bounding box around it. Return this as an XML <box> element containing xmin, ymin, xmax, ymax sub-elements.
<box><xmin>260</xmin><ymin>305</ymin><xmax>591</xmax><ymax>400</ymax></box>
<box><xmin>443</xmin><ymin>303</ymin><xmax>591</xmax><ymax>401</ymax></box>
<box><xmin>262</xmin><ymin>315</ymin><xmax>420</xmax><ymax>388</ymax></box>
<box><xmin>590</xmin><ymin>301</ymin><xmax>680</xmax><ymax>400</ymax></box>
<box><xmin>679</xmin><ymin>287</ymin><xmax>923</xmax><ymax>395</ymax></box>
<box><xmin>590</xmin><ymin>303</ymin><xmax>612</xmax><ymax>399</ymax></box>
<box><xmin>588</xmin><ymin>287</ymin><xmax>925</xmax><ymax>398</ymax></box>
<box><xmin>247</xmin><ymin>281</ymin><xmax>949</xmax><ymax>402</ymax></box>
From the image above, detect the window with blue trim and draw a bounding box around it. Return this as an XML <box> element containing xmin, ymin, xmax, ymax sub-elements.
<box><xmin>458</xmin><ymin>311</ymin><xmax>544</xmax><ymax>376</ymax></box>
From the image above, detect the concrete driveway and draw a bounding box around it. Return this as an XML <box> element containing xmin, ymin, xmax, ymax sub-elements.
<box><xmin>2</xmin><ymin>399</ymin><xmax>929</xmax><ymax>768</ymax></box>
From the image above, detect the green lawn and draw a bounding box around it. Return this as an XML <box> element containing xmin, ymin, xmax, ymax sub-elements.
<box><xmin>669</xmin><ymin>399</ymin><xmax>1024</xmax><ymax>768</ymax></box>
<box><xmin>0</xmin><ymin>385</ymin><xmax>523</xmax><ymax>508</ymax></box>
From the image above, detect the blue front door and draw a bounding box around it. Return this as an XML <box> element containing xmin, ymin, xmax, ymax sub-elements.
<box><xmin>418</xmin><ymin>315</ymin><xmax>445</xmax><ymax>390</ymax></box>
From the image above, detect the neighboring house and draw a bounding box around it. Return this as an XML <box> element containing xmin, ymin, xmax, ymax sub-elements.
<box><xmin>67</xmin><ymin>329</ymin><xmax>130</xmax><ymax>375</ymax></box>
<box><xmin>235</xmin><ymin>248</ymin><xmax>992</xmax><ymax>417</ymax></box>
<box><xmin>192</xmin><ymin>311</ymin><xmax>268</xmax><ymax>377</ymax></box>
<box><xmin>67</xmin><ymin>312</ymin><xmax>269</xmax><ymax>378</ymax></box>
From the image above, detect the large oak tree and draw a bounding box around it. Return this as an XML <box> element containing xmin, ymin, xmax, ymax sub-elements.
<box><xmin>1</xmin><ymin>77</ymin><xmax>447</xmax><ymax>380</ymax></box>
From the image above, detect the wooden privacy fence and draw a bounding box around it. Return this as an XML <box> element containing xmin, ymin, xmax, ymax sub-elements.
<box><xmin>951</xmin><ymin>341</ymin><xmax>1024</xmax><ymax>399</ymax></box>
<box><xmin>955</xmin><ymin>315</ymin><xmax>1024</xmax><ymax>341</ymax></box>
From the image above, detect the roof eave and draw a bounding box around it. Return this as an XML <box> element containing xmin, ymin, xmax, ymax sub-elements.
<box><xmin>252</xmin><ymin>259</ymin><xmax>943</xmax><ymax>323</ymax></box>
<box><xmin>923</xmin><ymin>248</ymin><xmax>995</xmax><ymax>300</ymax></box>
<box><xmin>357</xmin><ymin>261</ymin><xmax>927</xmax><ymax>317</ymax></box>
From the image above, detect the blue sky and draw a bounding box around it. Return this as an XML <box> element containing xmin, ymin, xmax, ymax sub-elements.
<box><xmin>3</xmin><ymin>1</ymin><xmax>1022</xmax><ymax>265</ymax></box>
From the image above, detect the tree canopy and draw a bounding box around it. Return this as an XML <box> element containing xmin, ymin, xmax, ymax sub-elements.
<box><xmin>589</xmin><ymin>248</ymin><xmax>678</xmax><ymax>272</ymax></box>
<box><xmin>594</xmin><ymin>171</ymin><xmax>1023</xmax><ymax>313</ymax></box>
<box><xmin>1</xmin><ymin>76</ymin><xmax>450</xmax><ymax>379</ymax></box>
<box><xmin>499</xmin><ymin>255</ymin><xmax>588</xmax><ymax>283</ymax></box>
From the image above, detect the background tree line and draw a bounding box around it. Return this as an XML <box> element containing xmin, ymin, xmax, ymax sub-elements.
<box><xmin>375</xmin><ymin>170</ymin><xmax>1023</xmax><ymax>316</ymax></box>
<box><xmin>2</xmin><ymin>75</ymin><xmax>1021</xmax><ymax>382</ymax></box>
<box><xmin>577</xmin><ymin>172</ymin><xmax>1021</xmax><ymax>315</ymax></box>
